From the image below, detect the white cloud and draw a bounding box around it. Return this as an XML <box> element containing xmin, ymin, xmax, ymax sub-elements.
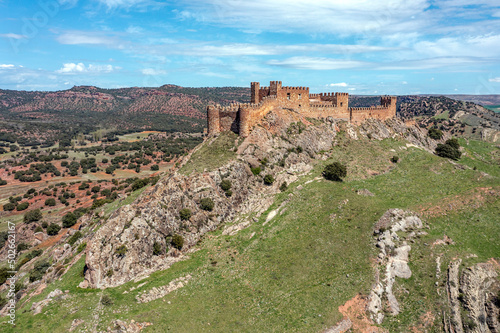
<box><xmin>489</xmin><ymin>77</ymin><xmax>500</xmax><ymax>82</ymax></box>
<box><xmin>182</xmin><ymin>0</ymin><xmax>430</xmax><ymax>35</ymax></box>
<box><xmin>56</xmin><ymin>32</ymin><xmax>120</xmax><ymax>46</ymax></box>
<box><xmin>267</xmin><ymin>57</ymin><xmax>366</xmax><ymax>70</ymax></box>
<box><xmin>329</xmin><ymin>82</ymin><xmax>348</xmax><ymax>87</ymax></box>
<box><xmin>0</xmin><ymin>33</ymin><xmax>27</xmax><ymax>39</ymax></box>
<box><xmin>0</xmin><ymin>64</ymin><xmax>15</xmax><ymax>69</ymax></box>
<box><xmin>56</xmin><ymin>63</ymin><xmax>117</xmax><ymax>74</ymax></box>
<box><xmin>141</xmin><ymin>68</ymin><xmax>167</xmax><ymax>75</ymax></box>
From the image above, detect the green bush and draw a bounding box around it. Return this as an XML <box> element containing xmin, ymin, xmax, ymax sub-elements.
<box><xmin>47</xmin><ymin>223</ymin><xmax>61</xmax><ymax>236</ymax></box>
<box><xmin>67</xmin><ymin>231</ymin><xmax>83</xmax><ymax>245</ymax></box>
<box><xmin>29</xmin><ymin>260</ymin><xmax>50</xmax><ymax>282</ymax></box>
<box><xmin>16</xmin><ymin>202</ymin><xmax>29</xmax><ymax>211</ymax></box>
<box><xmin>199</xmin><ymin>198</ymin><xmax>214</xmax><ymax>211</ymax></box>
<box><xmin>41</xmin><ymin>221</ymin><xmax>48</xmax><ymax>228</ymax></box>
<box><xmin>153</xmin><ymin>241</ymin><xmax>163</xmax><ymax>255</ymax></box>
<box><xmin>150</xmin><ymin>164</ymin><xmax>159</xmax><ymax>171</ymax></box>
<box><xmin>225</xmin><ymin>189</ymin><xmax>233</xmax><ymax>197</ymax></box>
<box><xmin>445</xmin><ymin>138</ymin><xmax>460</xmax><ymax>149</ymax></box>
<box><xmin>34</xmin><ymin>226</ymin><xmax>43</xmax><ymax>233</ymax></box>
<box><xmin>280</xmin><ymin>181</ymin><xmax>288</xmax><ymax>192</ymax></box>
<box><xmin>17</xmin><ymin>242</ymin><xmax>30</xmax><ymax>252</ymax></box>
<box><xmin>77</xmin><ymin>242</ymin><xmax>87</xmax><ymax>253</ymax></box>
<box><xmin>45</xmin><ymin>198</ymin><xmax>56</xmax><ymax>206</ymax></box>
<box><xmin>220</xmin><ymin>179</ymin><xmax>232</xmax><ymax>191</ymax></box>
<box><xmin>23</xmin><ymin>208</ymin><xmax>43</xmax><ymax>223</ymax></box>
<box><xmin>263</xmin><ymin>174</ymin><xmax>274</xmax><ymax>185</ymax></box>
<box><xmin>101</xmin><ymin>294</ymin><xmax>113</xmax><ymax>306</ymax></box>
<box><xmin>179</xmin><ymin>208</ymin><xmax>192</xmax><ymax>221</ymax></box>
<box><xmin>435</xmin><ymin>143</ymin><xmax>461</xmax><ymax>160</ymax></box>
<box><xmin>62</xmin><ymin>212</ymin><xmax>77</xmax><ymax>228</ymax></box>
<box><xmin>250</xmin><ymin>167</ymin><xmax>261</xmax><ymax>175</ymax></box>
<box><xmin>391</xmin><ymin>155</ymin><xmax>399</xmax><ymax>163</ymax></box>
<box><xmin>3</xmin><ymin>202</ymin><xmax>15</xmax><ymax>211</ymax></box>
<box><xmin>115</xmin><ymin>244</ymin><xmax>127</xmax><ymax>257</ymax></box>
<box><xmin>428</xmin><ymin>127</ymin><xmax>443</xmax><ymax>140</ymax></box>
<box><xmin>171</xmin><ymin>234</ymin><xmax>184</xmax><ymax>250</ymax></box>
<box><xmin>322</xmin><ymin>162</ymin><xmax>347</xmax><ymax>181</ymax></box>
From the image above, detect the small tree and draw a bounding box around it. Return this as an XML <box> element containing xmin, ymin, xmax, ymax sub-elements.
<box><xmin>150</xmin><ymin>164</ymin><xmax>159</xmax><ymax>171</ymax></box>
<box><xmin>62</xmin><ymin>212</ymin><xmax>78</xmax><ymax>228</ymax></box>
<box><xmin>263</xmin><ymin>174</ymin><xmax>274</xmax><ymax>185</ymax></box>
<box><xmin>445</xmin><ymin>138</ymin><xmax>460</xmax><ymax>150</ymax></box>
<box><xmin>153</xmin><ymin>241</ymin><xmax>163</xmax><ymax>255</ymax></box>
<box><xmin>199</xmin><ymin>198</ymin><xmax>214</xmax><ymax>211</ymax></box>
<box><xmin>435</xmin><ymin>143</ymin><xmax>461</xmax><ymax>160</ymax></box>
<box><xmin>23</xmin><ymin>209</ymin><xmax>42</xmax><ymax>223</ymax></box>
<box><xmin>220</xmin><ymin>179</ymin><xmax>231</xmax><ymax>191</ymax></box>
<box><xmin>322</xmin><ymin>162</ymin><xmax>347</xmax><ymax>181</ymax></box>
<box><xmin>47</xmin><ymin>223</ymin><xmax>61</xmax><ymax>236</ymax></box>
<box><xmin>45</xmin><ymin>198</ymin><xmax>56</xmax><ymax>206</ymax></box>
<box><xmin>390</xmin><ymin>156</ymin><xmax>399</xmax><ymax>163</ymax></box>
<box><xmin>16</xmin><ymin>202</ymin><xmax>29</xmax><ymax>211</ymax></box>
<box><xmin>179</xmin><ymin>208</ymin><xmax>192</xmax><ymax>221</ymax></box>
<box><xmin>428</xmin><ymin>127</ymin><xmax>443</xmax><ymax>140</ymax></box>
<box><xmin>279</xmin><ymin>182</ymin><xmax>288</xmax><ymax>192</ymax></box>
<box><xmin>3</xmin><ymin>203</ymin><xmax>15</xmax><ymax>211</ymax></box>
<box><xmin>171</xmin><ymin>234</ymin><xmax>184</xmax><ymax>250</ymax></box>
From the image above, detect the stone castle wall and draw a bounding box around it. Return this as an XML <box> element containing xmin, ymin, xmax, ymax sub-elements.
<box><xmin>208</xmin><ymin>81</ymin><xmax>396</xmax><ymax>136</ymax></box>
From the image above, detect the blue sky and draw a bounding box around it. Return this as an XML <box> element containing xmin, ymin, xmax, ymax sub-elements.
<box><xmin>1</xmin><ymin>0</ymin><xmax>500</xmax><ymax>94</ymax></box>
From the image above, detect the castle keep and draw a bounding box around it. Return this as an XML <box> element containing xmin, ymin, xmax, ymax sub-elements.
<box><xmin>207</xmin><ymin>81</ymin><xmax>396</xmax><ymax>137</ymax></box>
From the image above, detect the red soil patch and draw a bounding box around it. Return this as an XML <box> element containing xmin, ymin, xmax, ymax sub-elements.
<box><xmin>338</xmin><ymin>294</ymin><xmax>387</xmax><ymax>333</ymax></box>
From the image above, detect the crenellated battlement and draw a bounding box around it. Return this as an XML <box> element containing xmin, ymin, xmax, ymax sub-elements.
<box><xmin>207</xmin><ymin>80</ymin><xmax>396</xmax><ymax>136</ymax></box>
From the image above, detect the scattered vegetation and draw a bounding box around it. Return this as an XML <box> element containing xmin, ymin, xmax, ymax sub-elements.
<box><xmin>179</xmin><ymin>208</ymin><xmax>192</xmax><ymax>221</ymax></box>
<box><xmin>199</xmin><ymin>198</ymin><xmax>214</xmax><ymax>212</ymax></box>
<box><xmin>322</xmin><ymin>162</ymin><xmax>347</xmax><ymax>181</ymax></box>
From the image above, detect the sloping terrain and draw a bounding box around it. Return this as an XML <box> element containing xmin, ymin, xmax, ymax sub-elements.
<box><xmin>1</xmin><ymin>108</ymin><xmax>498</xmax><ymax>332</ymax></box>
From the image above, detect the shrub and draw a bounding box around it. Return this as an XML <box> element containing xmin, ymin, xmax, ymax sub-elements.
<box><xmin>171</xmin><ymin>234</ymin><xmax>184</xmax><ymax>250</ymax></box>
<box><xmin>3</xmin><ymin>202</ymin><xmax>15</xmax><ymax>211</ymax></box>
<box><xmin>62</xmin><ymin>212</ymin><xmax>77</xmax><ymax>228</ymax></box>
<box><xmin>91</xmin><ymin>185</ymin><xmax>101</xmax><ymax>193</ymax></box>
<box><xmin>220</xmin><ymin>179</ymin><xmax>232</xmax><ymax>191</ymax></box>
<box><xmin>17</xmin><ymin>242</ymin><xmax>30</xmax><ymax>252</ymax></box>
<box><xmin>445</xmin><ymin>138</ymin><xmax>460</xmax><ymax>150</ymax></box>
<box><xmin>199</xmin><ymin>198</ymin><xmax>214</xmax><ymax>211</ymax></box>
<box><xmin>225</xmin><ymin>189</ymin><xmax>232</xmax><ymax>197</ymax></box>
<box><xmin>77</xmin><ymin>242</ymin><xmax>87</xmax><ymax>253</ymax></box>
<box><xmin>250</xmin><ymin>167</ymin><xmax>261</xmax><ymax>175</ymax></box>
<box><xmin>280</xmin><ymin>181</ymin><xmax>288</xmax><ymax>192</ymax></box>
<box><xmin>179</xmin><ymin>208</ymin><xmax>192</xmax><ymax>221</ymax></box>
<box><xmin>106</xmin><ymin>269</ymin><xmax>113</xmax><ymax>277</ymax></box>
<box><xmin>16</xmin><ymin>202</ymin><xmax>29</xmax><ymax>211</ymax></box>
<box><xmin>23</xmin><ymin>208</ymin><xmax>42</xmax><ymax>223</ymax></box>
<box><xmin>153</xmin><ymin>241</ymin><xmax>163</xmax><ymax>255</ymax></box>
<box><xmin>67</xmin><ymin>231</ymin><xmax>83</xmax><ymax>245</ymax></box>
<box><xmin>41</xmin><ymin>221</ymin><xmax>48</xmax><ymax>228</ymax></box>
<box><xmin>428</xmin><ymin>127</ymin><xmax>443</xmax><ymax>140</ymax></box>
<box><xmin>34</xmin><ymin>226</ymin><xmax>43</xmax><ymax>233</ymax></box>
<box><xmin>150</xmin><ymin>164</ymin><xmax>159</xmax><ymax>171</ymax></box>
<box><xmin>45</xmin><ymin>198</ymin><xmax>56</xmax><ymax>206</ymax></box>
<box><xmin>322</xmin><ymin>162</ymin><xmax>347</xmax><ymax>181</ymax></box>
<box><xmin>391</xmin><ymin>156</ymin><xmax>399</xmax><ymax>163</ymax></box>
<box><xmin>263</xmin><ymin>174</ymin><xmax>274</xmax><ymax>185</ymax></box>
<box><xmin>115</xmin><ymin>244</ymin><xmax>127</xmax><ymax>257</ymax></box>
<box><xmin>101</xmin><ymin>294</ymin><xmax>113</xmax><ymax>306</ymax></box>
<box><xmin>435</xmin><ymin>143</ymin><xmax>461</xmax><ymax>160</ymax></box>
<box><xmin>29</xmin><ymin>260</ymin><xmax>50</xmax><ymax>282</ymax></box>
<box><xmin>47</xmin><ymin>223</ymin><xmax>61</xmax><ymax>236</ymax></box>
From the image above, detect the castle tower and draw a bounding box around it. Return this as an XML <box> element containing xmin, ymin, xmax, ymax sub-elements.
<box><xmin>251</xmin><ymin>82</ymin><xmax>260</xmax><ymax>104</ymax></box>
<box><xmin>335</xmin><ymin>92</ymin><xmax>349</xmax><ymax>110</ymax></box>
<box><xmin>269</xmin><ymin>81</ymin><xmax>282</xmax><ymax>96</ymax></box>
<box><xmin>239</xmin><ymin>106</ymin><xmax>250</xmax><ymax>137</ymax></box>
<box><xmin>381</xmin><ymin>96</ymin><xmax>397</xmax><ymax>117</ymax></box>
<box><xmin>207</xmin><ymin>105</ymin><xmax>220</xmax><ymax>135</ymax></box>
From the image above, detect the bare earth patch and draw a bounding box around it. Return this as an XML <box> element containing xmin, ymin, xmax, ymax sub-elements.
<box><xmin>337</xmin><ymin>294</ymin><xmax>387</xmax><ymax>333</ymax></box>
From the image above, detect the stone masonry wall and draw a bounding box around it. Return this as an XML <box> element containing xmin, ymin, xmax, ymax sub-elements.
<box><xmin>207</xmin><ymin>81</ymin><xmax>396</xmax><ymax>136</ymax></box>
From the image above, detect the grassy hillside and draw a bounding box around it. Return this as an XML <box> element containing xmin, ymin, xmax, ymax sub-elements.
<box><xmin>3</xmin><ymin>134</ymin><xmax>499</xmax><ymax>332</ymax></box>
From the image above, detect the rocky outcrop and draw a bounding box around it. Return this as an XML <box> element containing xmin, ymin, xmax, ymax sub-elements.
<box><xmin>136</xmin><ymin>274</ymin><xmax>191</xmax><ymax>303</ymax></box>
<box><xmin>30</xmin><ymin>289</ymin><xmax>67</xmax><ymax>315</ymax></box>
<box><xmin>368</xmin><ymin>209</ymin><xmax>425</xmax><ymax>324</ymax></box>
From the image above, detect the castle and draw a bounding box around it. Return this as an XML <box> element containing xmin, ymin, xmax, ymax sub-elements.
<box><xmin>207</xmin><ymin>81</ymin><xmax>397</xmax><ymax>137</ymax></box>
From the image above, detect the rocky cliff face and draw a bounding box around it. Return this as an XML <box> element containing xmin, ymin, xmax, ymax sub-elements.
<box><xmin>81</xmin><ymin>110</ymin><xmax>436</xmax><ymax>289</ymax></box>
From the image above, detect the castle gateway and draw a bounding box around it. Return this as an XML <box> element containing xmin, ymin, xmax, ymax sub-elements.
<box><xmin>207</xmin><ymin>81</ymin><xmax>396</xmax><ymax>137</ymax></box>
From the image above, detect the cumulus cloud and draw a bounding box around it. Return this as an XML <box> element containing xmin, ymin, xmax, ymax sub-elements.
<box><xmin>0</xmin><ymin>64</ymin><xmax>15</xmax><ymax>69</ymax></box>
<box><xmin>56</xmin><ymin>63</ymin><xmax>117</xmax><ymax>74</ymax></box>
<box><xmin>329</xmin><ymin>82</ymin><xmax>348</xmax><ymax>87</ymax></box>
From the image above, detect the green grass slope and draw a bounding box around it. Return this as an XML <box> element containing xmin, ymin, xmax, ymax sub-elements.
<box><xmin>3</xmin><ymin>135</ymin><xmax>499</xmax><ymax>332</ymax></box>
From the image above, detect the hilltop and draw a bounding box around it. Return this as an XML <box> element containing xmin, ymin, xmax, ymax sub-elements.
<box><xmin>1</xmin><ymin>99</ymin><xmax>498</xmax><ymax>332</ymax></box>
